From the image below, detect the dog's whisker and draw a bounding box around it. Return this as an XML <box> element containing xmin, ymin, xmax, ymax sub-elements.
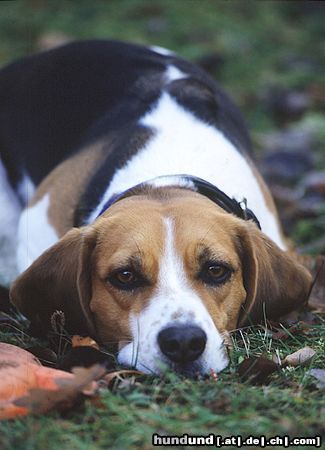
<box><xmin>130</xmin><ymin>317</ymin><xmax>141</xmax><ymax>368</ymax></box>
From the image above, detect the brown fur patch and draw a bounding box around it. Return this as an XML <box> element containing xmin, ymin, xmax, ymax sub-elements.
<box><xmin>89</xmin><ymin>200</ymin><xmax>166</xmax><ymax>345</ymax></box>
<box><xmin>11</xmin><ymin>188</ymin><xmax>312</xmax><ymax>346</ymax></box>
<box><xmin>29</xmin><ymin>141</ymin><xmax>107</xmax><ymax>236</ymax></box>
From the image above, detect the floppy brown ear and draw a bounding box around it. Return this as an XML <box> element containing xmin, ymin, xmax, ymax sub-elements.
<box><xmin>10</xmin><ymin>227</ymin><xmax>97</xmax><ymax>338</ymax></box>
<box><xmin>237</xmin><ymin>223</ymin><xmax>312</xmax><ymax>327</ymax></box>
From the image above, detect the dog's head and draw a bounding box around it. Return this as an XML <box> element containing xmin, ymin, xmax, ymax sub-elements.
<box><xmin>10</xmin><ymin>188</ymin><xmax>311</xmax><ymax>376</ymax></box>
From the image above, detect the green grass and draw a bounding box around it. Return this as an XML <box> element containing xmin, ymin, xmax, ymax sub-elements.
<box><xmin>1</xmin><ymin>319</ymin><xmax>324</xmax><ymax>449</ymax></box>
<box><xmin>0</xmin><ymin>1</ymin><xmax>324</xmax><ymax>448</ymax></box>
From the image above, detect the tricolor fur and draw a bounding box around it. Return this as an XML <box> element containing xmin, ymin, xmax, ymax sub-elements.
<box><xmin>0</xmin><ymin>40</ymin><xmax>311</xmax><ymax>376</ymax></box>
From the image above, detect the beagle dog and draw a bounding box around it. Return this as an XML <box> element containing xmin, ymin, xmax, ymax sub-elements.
<box><xmin>0</xmin><ymin>40</ymin><xmax>311</xmax><ymax>376</ymax></box>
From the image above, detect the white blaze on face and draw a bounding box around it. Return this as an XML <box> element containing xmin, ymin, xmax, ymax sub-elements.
<box><xmin>118</xmin><ymin>218</ymin><xmax>229</xmax><ymax>375</ymax></box>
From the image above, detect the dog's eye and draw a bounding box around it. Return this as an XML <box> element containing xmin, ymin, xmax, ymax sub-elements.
<box><xmin>207</xmin><ymin>265</ymin><xmax>227</xmax><ymax>278</ymax></box>
<box><xmin>107</xmin><ymin>269</ymin><xmax>146</xmax><ymax>291</ymax></box>
<box><xmin>199</xmin><ymin>262</ymin><xmax>232</xmax><ymax>286</ymax></box>
<box><xmin>116</xmin><ymin>270</ymin><xmax>135</xmax><ymax>284</ymax></box>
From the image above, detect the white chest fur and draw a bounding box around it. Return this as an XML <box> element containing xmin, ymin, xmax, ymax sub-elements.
<box><xmin>88</xmin><ymin>93</ymin><xmax>286</xmax><ymax>249</ymax></box>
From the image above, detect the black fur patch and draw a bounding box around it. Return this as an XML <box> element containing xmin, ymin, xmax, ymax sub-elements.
<box><xmin>0</xmin><ymin>39</ymin><xmax>253</xmax><ymax>215</ymax></box>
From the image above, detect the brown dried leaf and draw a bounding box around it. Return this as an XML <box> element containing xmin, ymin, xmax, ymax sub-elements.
<box><xmin>271</xmin><ymin>324</ymin><xmax>299</xmax><ymax>341</ymax></box>
<box><xmin>283</xmin><ymin>346</ymin><xmax>316</xmax><ymax>367</ymax></box>
<box><xmin>237</xmin><ymin>356</ymin><xmax>279</xmax><ymax>384</ymax></box>
<box><xmin>71</xmin><ymin>335</ymin><xmax>99</xmax><ymax>350</ymax></box>
<box><xmin>270</xmin><ymin>322</ymin><xmax>312</xmax><ymax>341</ymax></box>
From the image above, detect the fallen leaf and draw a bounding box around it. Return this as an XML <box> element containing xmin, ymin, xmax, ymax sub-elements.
<box><xmin>271</xmin><ymin>323</ymin><xmax>301</xmax><ymax>341</ymax></box>
<box><xmin>0</xmin><ymin>343</ymin><xmax>73</xmax><ymax>420</ymax></box>
<box><xmin>283</xmin><ymin>346</ymin><xmax>316</xmax><ymax>367</ymax></box>
<box><xmin>0</xmin><ymin>343</ymin><xmax>105</xmax><ymax>420</ymax></box>
<box><xmin>307</xmin><ymin>369</ymin><xmax>325</xmax><ymax>389</ymax></box>
<box><xmin>0</xmin><ymin>342</ymin><xmax>41</xmax><ymax>365</ymax></box>
<box><xmin>237</xmin><ymin>356</ymin><xmax>279</xmax><ymax>384</ymax></box>
<box><xmin>71</xmin><ymin>335</ymin><xmax>99</xmax><ymax>350</ymax></box>
<box><xmin>13</xmin><ymin>364</ymin><xmax>105</xmax><ymax>415</ymax></box>
<box><xmin>270</xmin><ymin>322</ymin><xmax>312</xmax><ymax>341</ymax></box>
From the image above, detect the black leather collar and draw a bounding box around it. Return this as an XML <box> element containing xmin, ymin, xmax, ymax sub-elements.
<box><xmin>96</xmin><ymin>174</ymin><xmax>261</xmax><ymax>229</ymax></box>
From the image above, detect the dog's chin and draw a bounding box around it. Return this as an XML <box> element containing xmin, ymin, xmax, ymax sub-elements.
<box><xmin>119</xmin><ymin>359</ymin><xmax>228</xmax><ymax>379</ymax></box>
<box><xmin>165</xmin><ymin>360</ymin><xmax>206</xmax><ymax>378</ymax></box>
<box><xmin>160</xmin><ymin>357</ymin><xmax>230</xmax><ymax>378</ymax></box>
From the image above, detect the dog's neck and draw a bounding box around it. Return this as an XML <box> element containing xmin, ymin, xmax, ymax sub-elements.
<box><xmin>96</xmin><ymin>174</ymin><xmax>261</xmax><ymax>229</ymax></box>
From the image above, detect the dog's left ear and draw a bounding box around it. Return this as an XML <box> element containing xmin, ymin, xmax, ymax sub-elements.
<box><xmin>10</xmin><ymin>227</ymin><xmax>98</xmax><ymax>338</ymax></box>
<box><xmin>236</xmin><ymin>222</ymin><xmax>312</xmax><ymax>326</ymax></box>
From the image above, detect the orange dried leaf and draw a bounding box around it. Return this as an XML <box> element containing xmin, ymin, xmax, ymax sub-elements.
<box><xmin>0</xmin><ymin>343</ymin><xmax>104</xmax><ymax>420</ymax></box>
<box><xmin>0</xmin><ymin>343</ymin><xmax>73</xmax><ymax>420</ymax></box>
<box><xmin>14</xmin><ymin>365</ymin><xmax>105</xmax><ymax>416</ymax></box>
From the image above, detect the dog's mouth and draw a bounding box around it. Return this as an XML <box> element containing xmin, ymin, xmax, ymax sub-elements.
<box><xmin>117</xmin><ymin>341</ymin><xmax>229</xmax><ymax>378</ymax></box>
<box><xmin>166</xmin><ymin>360</ymin><xmax>205</xmax><ymax>378</ymax></box>
<box><xmin>118</xmin><ymin>357</ymin><xmax>204</xmax><ymax>378</ymax></box>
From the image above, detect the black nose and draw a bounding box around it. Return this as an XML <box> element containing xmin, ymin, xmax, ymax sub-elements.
<box><xmin>158</xmin><ymin>325</ymin><xmax>207</xmax><ymax>363</ymax></box>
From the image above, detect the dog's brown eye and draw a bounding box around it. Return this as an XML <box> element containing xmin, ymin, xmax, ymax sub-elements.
<box><xmin>108</xmin><ymin>268</ymin><xmax>148</xmax><ymax>291</ymax></box>
<box><xmin>199</xmin><ymin>262</ymin><xmax>232</xmax><ymax>286</ymax></box>
<box><xmin>115</xmin><ymin>270</ymin><xmax>136</xmax><ymax>284</ymax></box>
<box><xmin>207</xmin><ymin>265</ymin><xmax>227</xmax><ymax>278</ymax></box>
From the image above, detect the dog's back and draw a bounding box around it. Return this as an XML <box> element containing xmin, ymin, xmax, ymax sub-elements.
<box><xmin>0</xmin><ymin>40</ymin><xmax>282</xmax><ymax>281</ymax></box>
<box><xmin>0</xmin><ymin>40</ymin><xmax>251</xmax><ymax>192</ymax></box>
